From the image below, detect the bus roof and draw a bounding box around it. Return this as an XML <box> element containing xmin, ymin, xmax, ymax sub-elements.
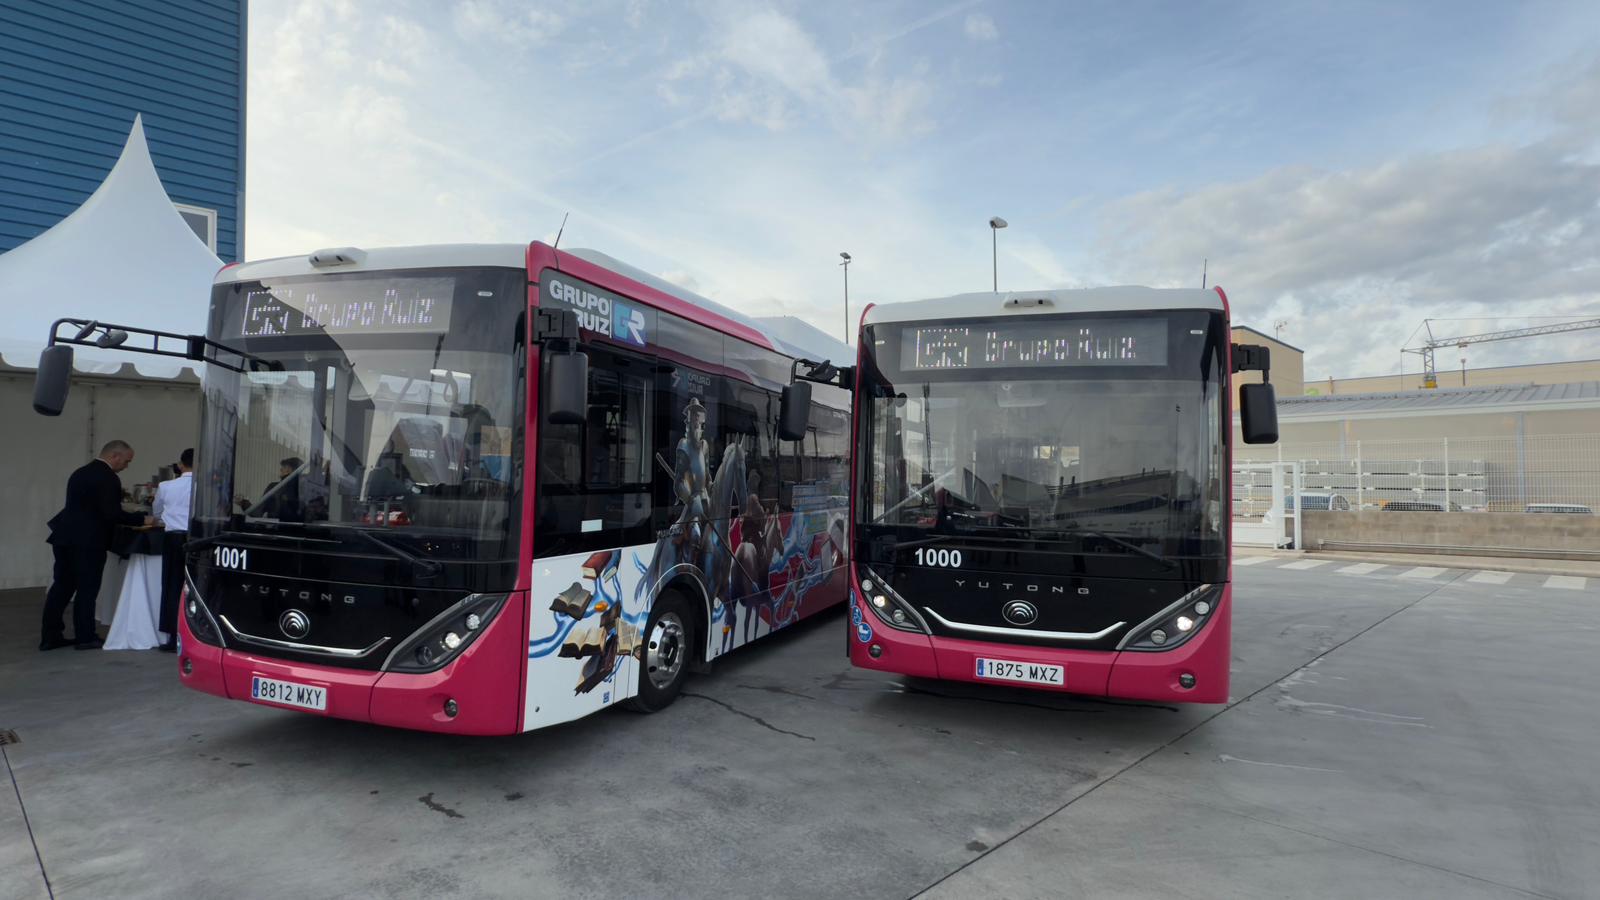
<box><xmin>217</xmin><ymin>242</ymin><xmax>853</xmax><ymax>366</ymax></box>
<box><xmin>863</xmin><ymin>287</ymin><xmax>1225</xmax><ymax>326</ymax></box>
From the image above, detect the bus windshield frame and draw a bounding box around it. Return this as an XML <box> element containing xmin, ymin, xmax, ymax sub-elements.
<box><xmin>856</xmin><ymin>309</ymin><xmax>1229</xmax><ymax>563</ymax></box>
<box><xmin>191</xmin><ymin>266</ymin><xmax>527</xmax><ymax>592</ymax></box>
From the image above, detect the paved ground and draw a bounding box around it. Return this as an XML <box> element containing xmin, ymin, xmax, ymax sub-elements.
<box><xmin>3</xmin><ymin>561</ymin><xmax>1598</xmax><ymax>899</ymax></box>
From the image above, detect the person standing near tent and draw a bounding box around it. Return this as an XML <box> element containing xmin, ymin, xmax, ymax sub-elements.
<box><xmin>152</xmin><ymin>448</ymin><xmax>194</xmax><ymax>652</ymax></box>
<box><xmin>40</xmin><ymin>440</ymin><xmax>154</xmax><ymax>650</ymax></box>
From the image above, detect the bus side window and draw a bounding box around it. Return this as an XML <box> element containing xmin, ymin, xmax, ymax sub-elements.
<box><xmin>534</xmin><ymin>352</ymin><xmax>653</xmax><ymax>555</ymax></box>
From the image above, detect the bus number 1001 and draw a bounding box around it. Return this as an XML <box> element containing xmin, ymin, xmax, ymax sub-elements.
<box><xmin>213</xmin><ymin>546</ymin><xmax>249</xmax><ymax>571</ymax></box>
<box><xmin>914</xmin><ymin>548</ymin><xmax>962</xmax><ymax>568</ymax></box>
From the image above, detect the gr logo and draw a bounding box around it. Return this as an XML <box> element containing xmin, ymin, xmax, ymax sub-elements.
<box><xmin>546</xmin><ymin>275</ymin><xmax>648</xmax><ymax>348</ymax></box>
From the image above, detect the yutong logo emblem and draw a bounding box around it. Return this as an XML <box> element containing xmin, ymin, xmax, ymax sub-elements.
<box><xmin>1002</xmin><ymin>600</ymin><xmax>1039</xmax><ymax>626</ymax></box>
<box><xmin>547</xmin><ymin>276</ymin><xmax>647</xmax><ymax>347</ymax></box>
<box><xmin>279</xmin><ymin>609</ymin><xmax>311</xmax><ymax>640</ymax></box>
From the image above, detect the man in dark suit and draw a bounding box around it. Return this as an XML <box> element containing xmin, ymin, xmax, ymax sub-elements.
<box><xmin>40</xmin><ymin>440</ymin><xmax>154</xmax><ymax>651</ymax></box>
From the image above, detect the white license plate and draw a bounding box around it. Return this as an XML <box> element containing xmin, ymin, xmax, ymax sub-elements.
<box><xmin>975</xmin><ymin>658</ymin><xmax>1065</xmax><ymax>686</ymax></box>
<box><xmin>250</xmin><ymin>675</ymin><xmax>327</xmax><ymax>711</ymax></box>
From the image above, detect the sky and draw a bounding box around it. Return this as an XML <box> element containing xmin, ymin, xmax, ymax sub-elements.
<box><xmin>246</xmin><ymin>0</ymin><xmax>1600</xmax><ymax>381</ymax></box>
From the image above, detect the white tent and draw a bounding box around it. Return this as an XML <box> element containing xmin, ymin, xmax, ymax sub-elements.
<box><xmin>0</xmin><ymin>114</ymin><xmax>221</xmax><ymax>376</ymax></box>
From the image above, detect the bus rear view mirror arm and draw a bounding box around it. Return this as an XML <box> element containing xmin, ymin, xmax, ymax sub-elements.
<box><xmin>779</xmin><ymin>357</ymin><xmax>854</xmax><ymax>441</ymax></box>
<box><xmin>32</xmin><ymin>317</ymin><xmax>273</xmax><ymax>416</ymax></box>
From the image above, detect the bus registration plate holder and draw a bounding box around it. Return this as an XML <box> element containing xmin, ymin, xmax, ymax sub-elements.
<box><xmin>250</xmin><ymin>675</ymin><xmax>328</xmax><ymax>712</ymax></box>
<box><xmin>975</xmin><ymin>658</ymin><xmax>1064</xmax><ymax>687</ymax></box>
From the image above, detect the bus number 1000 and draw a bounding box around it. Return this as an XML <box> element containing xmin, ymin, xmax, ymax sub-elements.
<box><xmin>914</xmin><ymin>548</ymin><xmax>962</xmax><ymax>568</ymax></box>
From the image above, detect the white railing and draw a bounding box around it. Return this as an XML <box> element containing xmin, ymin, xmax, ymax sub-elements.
<box><xmin>1234</xmin><ymin>433</ymin><xmax>1600</xmax><ymax>514</ymax></box>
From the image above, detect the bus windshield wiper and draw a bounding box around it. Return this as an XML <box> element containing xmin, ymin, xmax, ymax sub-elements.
<box><xmin>1071</xmin><ymin>529</ymin><xmax>1176</xmax><ymax>568</ymax></box>
<box><xmin>318</xmin><ymin>524</ymin><xmax>443</xmax><ymax>579</ymax></box>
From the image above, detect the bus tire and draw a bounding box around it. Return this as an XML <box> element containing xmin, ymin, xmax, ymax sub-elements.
<box><xmin>626</xmin><ymin>590</ymin><xmax>694</xmax><ymax>713</ymax></box>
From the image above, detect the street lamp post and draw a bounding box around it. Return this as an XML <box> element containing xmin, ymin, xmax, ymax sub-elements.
<box><xmin>839</xmin><ymin>252</ymin><xmax>852</xmax><ymax>342</ymax></box>
<box><xmin>988</xmin><ymin>216</ymin><xmax>1007</xmax><ymax>292</ymax></box>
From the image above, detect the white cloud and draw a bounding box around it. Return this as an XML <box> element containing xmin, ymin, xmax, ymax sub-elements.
<box><xmin>452</xmin><ymin>0</ymin><xmax>565</xmax><ymax>46</ymax></box>
<box><xmin>1092</xmin><ymin>140</ymin><xmax>1600</xmax><ymax>377</ymax></box>
<box><xmin>964</xmin><ymin>13</ymin><xmax>998</xmax><ymax>41</ymax></box>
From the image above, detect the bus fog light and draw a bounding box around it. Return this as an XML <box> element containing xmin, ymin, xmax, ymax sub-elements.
<box><xmin>1150</xmin><ymin>628</ymin><xmax>1168</xmax><ymax>645</ymax></box>
<box><xmin>872</xmin><ymin>594</ymin><xmax>888</xmax><ymax>609</ymax></box>
<box><xmin>869</xmin><ymin>644</ymin><xmax>883</xmax><ymax>658</ymax></box>
<box><xmin>1179</xmin><ymin>673</ymin><xmax>1196</xmax><ymax>689</ymax></box>
<box><xmin>444</xmin><ymin>699</ymin><xmax>458</xmax><ymax>718</ymax></box>
<box><xmin>442</xmin><ymin>632</ymin><xmax>463</xmax><ymax>651</ymax></box>
<box><xmin>1194</xmin><ymin>601</ymin><xmax>1211</xmax><ymax>616</ymax></box>
<box><xmin>465</xmin><ymin>613</ymin><xmax>482</xmax><ymax>630</ymax></box>
<box><xmin>181</xmin><ymin>658</ymin><xmax>192</xmax><ymax>675</ymax></box>
<box><xmin>1176</xmin><ymin>616</ymin><xmax>1195</xmax><ymax>632</ymax></box>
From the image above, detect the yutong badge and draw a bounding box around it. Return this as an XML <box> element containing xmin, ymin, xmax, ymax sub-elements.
<box><xmin>545</xmin><ymin>274</ymin><xmax>647</xmax><ymax>347</ymax></box>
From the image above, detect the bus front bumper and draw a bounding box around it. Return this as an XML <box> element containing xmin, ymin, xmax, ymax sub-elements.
<box><xmin>176</xmin><ymin>592</ymin><xmax>527</xmax><ymax>735</ymax></box>
<box><xmin>849</xmin><ymin>586</ymin><xmax>1232</xmax><ymax>704</ymax></box>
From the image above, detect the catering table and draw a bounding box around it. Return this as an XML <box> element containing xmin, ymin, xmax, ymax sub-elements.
<box><xmin>103</xmin><ymin>527</ymin><xmax>170</xmax><ymax>651</ymax></box>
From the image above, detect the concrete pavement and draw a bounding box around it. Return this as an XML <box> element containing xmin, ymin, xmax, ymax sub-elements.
<box><xmin>1</xmin><ymin>564</ymin><xmax>1596</xmax><ymax>899</ymax></box>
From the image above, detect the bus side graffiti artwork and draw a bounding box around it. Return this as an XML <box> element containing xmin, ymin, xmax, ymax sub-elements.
<box><xmin>525</xmin><ymin>390</ymin><xmax>846</xmax><ymax>729</ymax></box>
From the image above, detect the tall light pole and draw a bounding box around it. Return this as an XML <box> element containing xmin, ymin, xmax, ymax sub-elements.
<box><xmin>839</xmin><ymin>251</ymin><xmax>852</xmax><ymax>342</ymax></box>
<box><xmin>988</xmin><ymin>216</ymin><xmax>1007</xmax><ymax>292</ymax></box>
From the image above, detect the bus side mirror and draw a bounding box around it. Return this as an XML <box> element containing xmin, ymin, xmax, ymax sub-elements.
<box><xmin>33</xmin><ymin>345</ymin><xmax>74</xmax><ymax>416</ymax></box>
<box><xmin>778</xmin><ymin>381</ymin><xmax>811</xmax><ymax>441</ymax></box>
<box><xmin>1239</xmin><ymin>383</ymin><xmax>1278</xmax><ymax>444</ymax></box>
<box><xmin>545</xmin><ymin>350</ymin><xmax>588</xmax><ymax>425</ymax></box>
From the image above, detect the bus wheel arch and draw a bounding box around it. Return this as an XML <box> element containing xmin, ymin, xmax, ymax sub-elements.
<box><xmin>649</xmin><ymin>567</ymin><xmax>714</xmax><ymax>673</ymax></box>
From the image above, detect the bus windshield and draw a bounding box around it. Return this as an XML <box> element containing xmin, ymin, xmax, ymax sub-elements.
<box><xmin>192</xmin><ymin>267</ymin><xmax>526</xmax><ymax>570</ymax></box>
<box><xmin>859</xmin><ymin>312</ymin><xmax>1227</xmax><ymax>558</ymax></box>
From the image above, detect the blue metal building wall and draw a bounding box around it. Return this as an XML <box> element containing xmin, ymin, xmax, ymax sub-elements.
<box><xmin>0</xmin><ymin>0</ymin><xmax>246</xmax><ymax>260</ymax></box>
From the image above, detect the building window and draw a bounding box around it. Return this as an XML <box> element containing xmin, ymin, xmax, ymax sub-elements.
<box><xmin>174</xmin><ymin>203</ymin><xmax>218</xmax><ymax>253</ymax></box>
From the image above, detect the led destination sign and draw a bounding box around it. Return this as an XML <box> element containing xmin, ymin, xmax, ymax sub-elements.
<box><xmin>237</xmin><ymin>277</ymin><xmax>455</xmax><ymax>338</ymax></box>
<box><xmin>902</xmin><ymin>318</ymin><xmax>1167</xmax><ymax>370</ymax></box>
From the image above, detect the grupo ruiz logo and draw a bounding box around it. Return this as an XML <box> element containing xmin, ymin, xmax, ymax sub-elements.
<box><xmin>546</xmin><ymin>276</ymin><xmax>647</xmax><ymax>347</ymax></box>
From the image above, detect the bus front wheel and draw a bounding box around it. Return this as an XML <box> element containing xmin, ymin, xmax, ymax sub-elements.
<box><xmin>627</xmin><ymin>591</ymin><xmax>693</xmax><ymax>712</ymax></box>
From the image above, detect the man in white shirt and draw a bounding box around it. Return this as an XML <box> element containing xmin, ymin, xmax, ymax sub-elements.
<box><xmin>152</xmin><ymin>448</ymin><xmax>194</xmax><ymax>652</ymax></box>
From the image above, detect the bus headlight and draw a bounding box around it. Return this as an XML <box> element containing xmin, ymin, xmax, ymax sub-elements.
<box><xmin>181</xmin><ymin>575</ymin><xmax>224</xmax><ymax>647</ymax></box>
<box><xmin>384</xmin><ymin>593</ymin><xmax>509</xmax><ymax>673</ymax></box>
<box><xmin>1118</xmin><ymin>585</ymin><xmax>1219</xmax><ymax>652</ymax></box>
<box><xmin>859</xmin><ymin>566</ymin><xmax>931</xmax><ymax>634</ymax></box>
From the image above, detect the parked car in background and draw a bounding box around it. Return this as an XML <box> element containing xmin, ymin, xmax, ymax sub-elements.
<box><xmin>1263</xmin><ymin>492</ymin><xmax>1351</xmax><ymax>527</ymax></box>
<box><xmin>1524</xmin><ymin>503</ymin><xmax>1594</xmax><ymax>514</ymax></box>
<box><xmin>1383</xmin><ymin>500</ymin><xmax>1464</xmax><ymax>512</ymax></box>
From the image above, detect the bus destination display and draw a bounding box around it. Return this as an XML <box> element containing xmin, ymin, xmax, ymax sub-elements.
<box><xmin>902</xmin><ymin>318</ymin><xmax>1167</xmax><ymax>369</ymax></box>
<box><xmin>238</xmin><ymin>277</ymin><xmax>455</xmax><ymax>337</ymax></box>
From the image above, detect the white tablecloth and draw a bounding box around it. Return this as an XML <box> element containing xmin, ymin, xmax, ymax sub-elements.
<box><xmin>96</xmin><ymin>554</ymin><xmax>127</xmax><ymax>626</ymax></box>
<box><xmin>104</xmin><ymin>553</ymin><xmax>169</xmax><ymax>650</ymax></box>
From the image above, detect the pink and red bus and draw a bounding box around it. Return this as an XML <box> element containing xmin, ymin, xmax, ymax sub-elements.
<box><xmin>83</xmin><ymin>241</ymin><xmax>851</xmax><ymax>733</ymax></box>
<box><xmin>831</xmin><ymin>287</ymin><xmax>1277</xmax><ymax>703</ymax></box>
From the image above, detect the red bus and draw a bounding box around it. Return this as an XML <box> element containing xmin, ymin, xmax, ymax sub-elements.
<box><xmin>828</xmin><ymin>287</ymin><xmax>1277</xmax><ymax>703</ymax></box>
<box><xmin>36</xmin><ymin>242</ymin><xmax>853</xmax><ymax>733</ymax></box>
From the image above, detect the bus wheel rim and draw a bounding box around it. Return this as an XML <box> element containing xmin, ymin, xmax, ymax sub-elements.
<box><xmin>646</xmin><ymin>612</ymin><xmax>686</xmax><ymax>689</ymax></box>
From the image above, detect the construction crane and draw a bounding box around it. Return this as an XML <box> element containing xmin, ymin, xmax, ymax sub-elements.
<box><xmin>1403</xmin><ymin>317</ymin><xmax>1600</xmax><ymax>388</ymax></box>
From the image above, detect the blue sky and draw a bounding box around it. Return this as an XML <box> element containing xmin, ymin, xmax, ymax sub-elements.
<box><xmin>247</xmin><ymin>0</ymin><xmax>1600</xmax><ymax>379</ymax></box>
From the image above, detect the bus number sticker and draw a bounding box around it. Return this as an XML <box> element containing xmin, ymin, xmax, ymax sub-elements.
<box><xmin>914</xmin><ymin>548</ymin><xmax>962</xmax><ymax>568</ymax></box>
<box><xmin>213</xmin><ymin>546</ymin><xmax>249</xmax><ymax>571</ymax></box>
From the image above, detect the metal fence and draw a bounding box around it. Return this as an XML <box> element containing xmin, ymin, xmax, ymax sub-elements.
<box><xmin>1234</xmin><ymin>434</ymin><xmax>1600</xmax><ymax>516</ymax></box>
